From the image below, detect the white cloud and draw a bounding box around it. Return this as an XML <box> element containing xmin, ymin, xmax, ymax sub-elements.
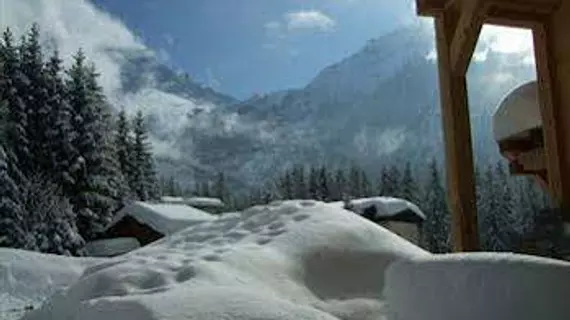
<box><xmin>163</xmin><ymin>33</ymin><xmax>175</xmax><ymax>47</ymax></box>
<box><xmin>0</xmin><ymin>0</ymin><xmax>148</xmax><ymax>95</ymax></box>
<box><xmin>424</xmin><ymin>24</ymin><xmax>534</xmax><ymax>65</ymax></box>
<box><xmin>205</xmin><ymin>67</ymin><xmax>221</xmax><ymax>90</ymax></box>
<box><xmin>285</xmin><ymin>10</ymin><xmax>336</xmax><ymax>32</ymax></box>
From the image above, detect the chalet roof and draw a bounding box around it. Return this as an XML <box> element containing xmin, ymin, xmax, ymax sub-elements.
<box><xmin>104</xmin><ymin>201</ymin><xmax>217</xmax><ymax>236</ymax></box>
<box><xmin>493</xmin><ymin>81</ymin><xmax>541</xmax><ymax>142</ymax></box>
<box><xmin>330</xmin><ymin>197</ymin><xmax>426</xmax><ymax>224</ymax></box>
<box><xmin>160</xmin><ymin>196</ymin><xmax>225</xmax><ymax>208</ymax></box>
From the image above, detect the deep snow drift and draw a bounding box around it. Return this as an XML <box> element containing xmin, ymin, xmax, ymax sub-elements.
<box><xmin>0</xmin><ymin>249</ymin><xmax>103</xmax><ymax>320</ymax></box>
<box><xmin>4</xmin><ymin>200</ymin><xmax>570</xmax><ymax>320</ymax></box>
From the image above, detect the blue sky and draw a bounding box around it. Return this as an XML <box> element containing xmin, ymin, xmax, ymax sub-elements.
<box><xmin>91</xmin><ymin>0</ymin><xmax>416</xmax><ymax>99</ymax></box>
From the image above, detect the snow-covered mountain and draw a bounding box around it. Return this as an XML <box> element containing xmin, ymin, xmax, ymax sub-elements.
<box><xmin>4</xmin><ymin>0</ymin><xmax>536</xmax><ymax>187</ymax></box>
<box><xmin>132</xmin><ymin>22</ymin><xmax>536</xmax><ymax>187</ymax></box>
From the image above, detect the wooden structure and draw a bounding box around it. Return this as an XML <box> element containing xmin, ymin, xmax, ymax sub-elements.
<box><xmin>99</xmin><ymin>215</ymin><xmax>164</xmax><ymax>246</ymax></box>
<box><xmin>416</xmin><ymin>0</ymin><xmax>568</xmax><ymax>251</ymax></box>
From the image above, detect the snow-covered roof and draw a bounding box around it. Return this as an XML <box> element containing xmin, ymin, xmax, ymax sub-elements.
<box><xmin>493</xmin><ymin>81</ymin><xmax>541</xmax><ymax>142</ymax></box>
<box><xmin>159</xmin><ymin>196</ymin><xmax>225</xmax><ymax>208</ymax></box>
<box><xmin>160</xmin><ymin>196</ymin><xmax>187</xmax><ymax>204</ymax></box>
<box><xmin>186</xmin><ymin>197</ymin><xmax>225</xmax><ymax>208</ymax></box>
<box><xmin>104</xmin><ymin>201</ymin><xmax>216</xmax><ymax>235</ymax></box>
<box><xmin>344</xmin><ymin>197</ymin><xmax>426</xmax><ymax>222</ymax></box>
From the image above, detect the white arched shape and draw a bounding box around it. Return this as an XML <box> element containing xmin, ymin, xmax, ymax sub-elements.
<box><xmin>493</xmin><ymin>81</ymin><xmax>541</xmax><ymax>142</ymax></box>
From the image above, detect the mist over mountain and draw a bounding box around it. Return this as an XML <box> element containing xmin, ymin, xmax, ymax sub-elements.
<box><xmin>2</xmin><ymin>0</ymin><xmax>535</xmax><ymax>188</ymax></box>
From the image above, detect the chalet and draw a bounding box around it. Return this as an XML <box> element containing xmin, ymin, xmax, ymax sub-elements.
<box><xmin>160</xmin><ymin>196</ymin><xmax>226</xmax><ymax>214</ymax></box>
<box><xmin>86</xmin><ymin>201</ymin><xmax>217</xmax><ymax>257</ymax></box>
<box><xmin>342</xmin><ymin>197</ymin><xmax>426</xmax><ymax>246</ymax></box>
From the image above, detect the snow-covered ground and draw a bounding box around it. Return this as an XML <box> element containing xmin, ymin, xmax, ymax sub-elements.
<box><xmin>0</xmin><ymin>249</ymin><xmax>104</xmax><ymax>320</ymax></box>
<box><xmin>3</xmin><ymin>200</ymin><xmax>570</xmax><ymax>320</ymax></box>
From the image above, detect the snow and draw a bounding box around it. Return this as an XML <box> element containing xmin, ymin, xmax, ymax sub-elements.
<box><xmin>7</xmin><ymin>200</ymin><xmax>570</xmax><ymax>320</ymax></box>
<box><xmin>329</xmin><ymin>197</ymin><xmax>426</xmax><ymax>221</ymax></box>
<box><xmin>104</xmin><ymin>201</ymin><xmax>216</xmax><ymax>236</ymax></box>
<box><xmin>186</xmin><ymin>197</ymin><xmax>225</xmax><ymax>208</ymax></box>
<box><xmin>159</xmin><ymin>196</ymin><xmax>186</xmax><ymax>204</ymax></box>
<box><xmin>159</xmin><ymin>196</ymin><xmax>225</xmax><ymax>208</ymax></box>
<box><xmin>0</xmin><ymin>249</ymin><xmax>103</xmax><ymax>320</ymax></box>
<box><xmin>20</xmin><ymin>200</ymin><xmax>428</xmax><ymax>320</ymax></box>
<box><xmin>84</xmin><ymin>238</ymin><xmax>141</xmax><ymax>257</ymax></box>
<box><xmin>493</xmin><ymin>80</ymin><xmax>541</xmax><ymax>142</ymax></box>
<box><xmin>385</xmin><ymin>253</ymin><xmax>570</xmax><ymax>320</ymax></box>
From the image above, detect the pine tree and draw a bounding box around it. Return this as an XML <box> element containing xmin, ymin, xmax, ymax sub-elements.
<box><xmin>1</xmin><ymin>28</ymin><xmax>30</xmax><ymax>170</ymax></box>
<box><xmin>308</xmin><ymin>166</ymin><xmax>319</xmax><ymax>200</ymax></box>
<box><xmin>279</xmin><ymin>168</ymin><xmax>294</xmax><ymax>200</ymax></box>
<box><xmin>115</xmin><ymin>108</ymin><xmax>134</xmax><ymax>189</ymax></box>
<box><xmin>348</xmin><ymin>164</ymin><xmax>361</xmax><ymax>198</ymax></box>
<box><xmin>421</xmin><ymin>159</ymin><xmax>451</xmax><ymax>253</ymax></box>
<box><xmin>20</xmin><ymin>174</ymin><xmax>84</xmax><ymax>256</ymax></box>
<box><xmin>333</xmin><ymin>168</ymin><xmax>347</xmax><ymax>201</ymax></box>
<box><xmin>66</xmin><ymin>52</ymin><xmax>125</xmax><ymax>239</ymax></box>
<box><xmin>43</xmin><ymin>50</ymin><xmax>78</xmax><ymax>190</ymax></box>
<box><xmin>213</xmin><ymin>171</ymin><xmax>229</xmax><ymax>202</ymax></box>
<box><xmin>291</xmin><ymin>165</ymin><xmax>307</xmax><ymax>199</ymax></box>
<box><xmin>0</xmin><ymin>146</ymin><xmax>26</xmax><ymax>248</ymax></box>
<box><xmin>19</xmin><ymin>24</ymin><xmax>49</xmax><ymax>175</ymax></box>
<box><xmin>317</xmin><ymin>166</ymin><xmax>330</xmax><ymax>201</ymax></box>
<box><xmin>131</xmin><ymin>110</ymin><xmax>159</xmax><ymax>201</ymax></box>
<box><xmin>360</xmin><ymin>169</ymin><xmax>371</xmax><ymax>197</ymax></box>
<box><xmin>401</xmin><ymin>162</ymin><xmax>419</xmax><ymax>203</ymax></box>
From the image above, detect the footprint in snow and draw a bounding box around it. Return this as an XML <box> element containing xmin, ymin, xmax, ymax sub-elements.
<box><xmin>175</xmin><ymin>266</ymin><xmax>196</xmax><ymax>283</ymax></box>
<box><xmin>225</xmin><ymin>229</ymin><xmax>250</xmax><ymax>241</ymax></box>
<box><xmin>202</xmin><ymin>253</ymin><xmax>222</xmax><ymax>262</ymax></box>
<box><xmin>268</xmin><ymin>221</ymin><xmax>285</xmax><ymax>230</ymax></box>
<box><xmin>292</xmin><ymin>213</ymin><xmax>310</xmax><ymax>222</ymax></box>
<box><xmin>300</xmin><ymin>200</ymin><xmax>316</xmax><ymax>207</ymax></box>
<box><xmin>263</xmin><ymin>229</ymin><xmax>286</xmax><ymax>237</ymax></box>
<box><xmin>256</xmin><ymin>237</ymin><xmax>273</xmax><ymax>245</ymax></box>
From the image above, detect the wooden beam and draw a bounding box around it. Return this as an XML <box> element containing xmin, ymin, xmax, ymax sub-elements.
<box><xmin>434</xmin><ymin>12</ymin><xmax>480</xmax><ymax>251</ymax></box>
<box><xmin>416</xmin><ymin>0</ymin><xmax>449</xmax><ymax>16</ymax></box>
<box><xmin>487</xmin><ymin>0</ymin><xmax>561</xmax><ymax>15</ymax></box>
<box><xmin>450</xmin><ymin>0</ymin><xmax>488</xmax><ymax>75</ymax></box>
<box><xmin>532</xmin><ymin>23</ymin><xmax>567</xmax><ymax>208</ymax></box>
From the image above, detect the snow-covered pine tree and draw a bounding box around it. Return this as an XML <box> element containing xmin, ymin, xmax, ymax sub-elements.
<box><xmin>308</xmin><ymin>166</ymin><xmax>319</xmax><ymax>200</ymax></box>
<box><xmin>359</xmin><ymin>168</ymin><xmax>371</xmax><ymax>197</ymax></box>
<box><xmin>317</xmin><ymin>166</ymin><xmax>330</xmax><ymax>201</ymax></box>
<box><xmin>348</xmin><ymin>164</ymin><xmax>361</xmax><ymax>198</ymax></box>
<box><xmin>213</xmin><ymin>171</ymin><xmax>230</xmax><ymax>202</ymax></box>
<box><xmin>115</xmin><ymin>108</ymin><xmax>135</xmax><ymax>188</ymax></box>
<box><xmin>0</xmin><ymin>145</ymin><xmax>27</xmax><ymax>248</ymax></box>
<box><xmin>20</xmin><ymin>174</ymin><xmax>84</xmax><ymax>256</ymax></box>
<box><xmin>131</xmin><ymin>110</ymin><xmax>159</xmax><ymax>200</ymax></box>
<box><xmin>333</xmin><ymin>168</ymin><xmax>347</xmax><ymax>201</ymax></box>
<box><xmin>1</xmin><ymin>28</ymin><xmax>30</xmax><ymax>171</ymax></box>
<box><xmin>279</xmin><ymin>168</ymin><xmax>294</xmax><ymax>200</ymax></box>
<box><xmin>493</xmin><ymin>161</ymin><xmax>522</xmax><ymax>249</ymax></box>
<box><xmin>66</xmin><ymin>52</ymin><xmax>126</xmax><ymax>239</ymax></box>
<box><xmin>479</xmin><ymin>163</ymin><xmax>510</xmax><ymax>251</ymax></box>
<box><xmin>19</xmin><ymin>24</ymin><xmax>50</xmax><ymax>176</ymax></box>
<box><xmin>421</xmin><ymin>158</ymin><xmax>451</xmax><ymax>253</ymax></box>
<box><xmin>401</xmin><ymin>161</ymin><xmax>419</xmax><ymax>204</ymax></box>
<box><xmin>291</xmin><ymin>165</ymin><xmax>307</xmax><ymax>199</ymax></box>
<box><xmin>43</xmin><ymin>50</ymin><xmax>78</xmax><ymax>191</ymax></box>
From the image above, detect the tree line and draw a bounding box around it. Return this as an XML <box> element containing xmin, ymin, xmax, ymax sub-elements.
<box><xmin>0</xmin><ymin>25</ymin><xmax>159</xmax><ymax>255</ymax></box>
<box><xmin>164</xmin><ymin>158</ymin><xmax>555</xmax><ymax>256</ymax></box>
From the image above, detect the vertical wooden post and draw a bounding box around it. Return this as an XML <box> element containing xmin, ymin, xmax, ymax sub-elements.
<box><xmin>434</xmin><ymin>11</ymin><xmax>480</xmax><ymax>251</ymax></box>
<box><xmin>533</xmin><ymin>2</ymin><xmax>570</xmax><ymax>220</ymax></box>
